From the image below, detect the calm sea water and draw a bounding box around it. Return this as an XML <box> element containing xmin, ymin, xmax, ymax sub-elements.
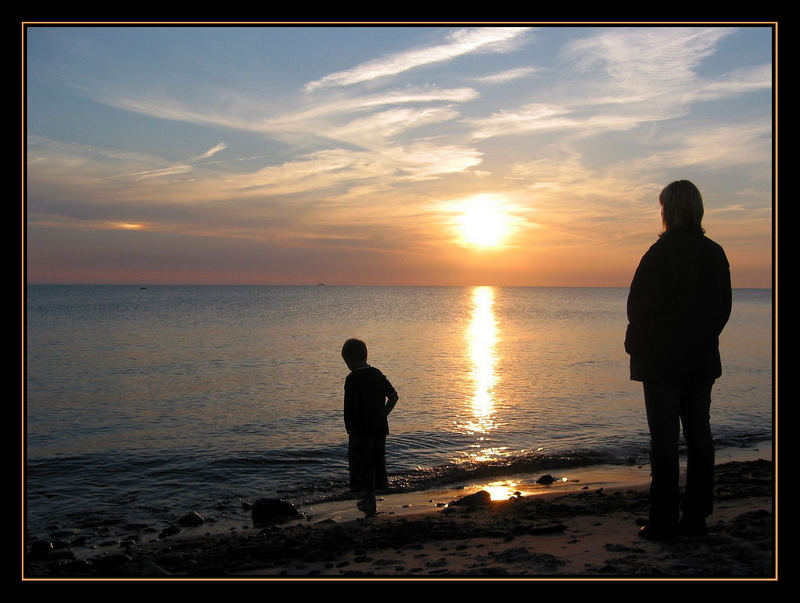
<box><xmin>24</xmin><ymin>285</ymin><xmax>772</xmax><ymax>537</ymax></box>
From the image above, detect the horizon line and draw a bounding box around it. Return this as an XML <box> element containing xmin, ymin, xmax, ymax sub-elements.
<box><xmin>24</xmin><ymin>282</ymin><xmax>773</xmax><ymax>290</ymax></box>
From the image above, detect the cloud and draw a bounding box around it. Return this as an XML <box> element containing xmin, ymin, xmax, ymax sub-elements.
<box><xmin>562</xmin><ymin>27</ymin><xmax>735</xmax><ymax>98</ymax></box>
<box><xmin>326</xmin><ymin>106</ymin><xmax>461</xmax><ymax>147</ymax></box>
<box><xmin>90</xmin><ymin>85</ymin><xmax>479</xmax><ymax>148</ymax></box>
<box><xmin>468</xmin><ymin>103</ymin><xmax>577</xmax><ymax>140</ymax></box>
<box><xmin>223</xmin><ymin>142</ymin><xmax>483</xmax><ymax>196</ymax></box>
<box><xmin>632</xmin><ymin>121</ymin><xmax>772</xmax><ymax>171</ymax></box>
<box><xmin>465</xmin><ymin>27</ymin><xmax>770</xmax><ymax>142</ymax></box>
<box><xmin>196</xmin><ymin>142</ymin><xmax>228</xmax><ymax>159</ymax></box>
<box><xmin>692</xmin><ymin>63</ymin><xmax>772</xmax><ymax>101</ymax></box>
<box><xmin>123</xmin><ymin>165</ymin><xmax>194</xmax><ymax>180</ymax></box>
<box><xmin>471</xmin><ymin>67</ymin><xmax>540</xmax><ymax>84</ymax></box>
<box><xmin>110</xmin><ymin>142</ymin><xmax>229</xmax><ymax>181</ymax></box>
<box><xmin>467</xmin><ymin>102</ymin><xmax>661</xmax><ymax>141</ymax></box>
<box><xmin>304</xmin><ymin>27</ymin><xmax>532</xmax><ymax>91</ymax></box>
<box><xmin>261</xmin><ymin>87</ymin><xmax>478</xmax><ymax>130</ymax></box>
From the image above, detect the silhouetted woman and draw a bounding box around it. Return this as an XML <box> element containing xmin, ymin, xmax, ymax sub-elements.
<box><xmin>625</xmin><ymin>180</ymin><xmax>732</xmax><ymax>540</ymax></box>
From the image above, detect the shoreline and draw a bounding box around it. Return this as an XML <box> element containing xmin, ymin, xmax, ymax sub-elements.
<box><xmin>24</xmin><ymin>444</ymin><xmax>775</xmax><ymax>580</ymax></box>
<box><xmin>255</xmin><ymin>440</ymin><xmax>772</xmax><ymax>528</ymax></box>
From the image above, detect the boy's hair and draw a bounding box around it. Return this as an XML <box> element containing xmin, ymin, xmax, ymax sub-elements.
<box><xmin>341</xmin><ymin>338</ymin><xmax>368</xmax><ymax>363</ymax></box>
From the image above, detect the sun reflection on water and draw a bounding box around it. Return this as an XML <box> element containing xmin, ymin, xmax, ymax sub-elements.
<box><xmin>482</xmin><ymin>481</ymin><xmax>522</xmax><ymax>501</ymax></box>
<box><xmin>461</xmin><ymin>286</ymin><xmax>502</xmax><ymax>459</ymax></box>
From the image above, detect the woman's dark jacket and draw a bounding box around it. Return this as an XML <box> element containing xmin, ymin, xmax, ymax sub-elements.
<box><xmin>625</xmin><ymin>227</ymin><xmax>732</xmax><ymax>383</ymax></box>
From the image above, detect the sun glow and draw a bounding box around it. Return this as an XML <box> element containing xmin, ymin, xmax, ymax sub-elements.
<box><xmin>481</xmin><ymin>481</ymin><xmax>525</xmax><ymax>501</ymax></box>
<box><xmin>456</xmin><ymin>195</ymin><xmax>513</xmax><ymax>248</ymax></box>
<box><xmin>111</xmin><ymin>222</ymin><xmax>144</xmax><ymax>230</ymax></box>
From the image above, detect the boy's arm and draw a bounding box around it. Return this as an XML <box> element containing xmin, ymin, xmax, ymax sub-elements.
<box><xmin>343</xmin><ymin>379</ymin><xmax>356</xmax><ymax>433</ymax></box>
<box><xmin>384</xmin><ymin>391</ymin><xmax>399</xmax><ymax>416</ymax></box>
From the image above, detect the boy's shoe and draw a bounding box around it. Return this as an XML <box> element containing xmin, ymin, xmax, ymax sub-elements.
<box><xmin>356</xmin><ymin>497</ymin><xmax>376</xmax><ymax>517</ymax></box>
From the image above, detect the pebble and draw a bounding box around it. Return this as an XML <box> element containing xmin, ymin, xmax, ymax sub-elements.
<box><xmin>251</xmin><ymin>498</ymin><xmax>301</xmax><ymax>526</ymax></box>
<box><xmin>29</xmin><ymin>540</ymin><xmax>53</xmax><ymax>557</ymax></box>
<box><xmin>178</xmin><ymin>511</ymin><xmax>205</xmax><ymax>527</ymax></box>
<box><xmin>451</xmin><ymin>490</ymin><xmax>491</xmax><ymax>507</ymax></box>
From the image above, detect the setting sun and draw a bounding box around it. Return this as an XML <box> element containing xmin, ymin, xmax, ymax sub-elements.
<box><xmin>456</xmin><ymin>195</ymin><xmax>514</xmax><ymax>248</ymax></box>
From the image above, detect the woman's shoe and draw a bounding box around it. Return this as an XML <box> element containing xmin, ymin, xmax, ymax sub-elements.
<box><xmin>678</xmin><ymin>515</ymin><xmax>708</xmax><ymax>537</ymax></box>
<box><xmin>637</xmin><ymin>524</ymin><xmax>677</xmax><ymax>541</ymax></box>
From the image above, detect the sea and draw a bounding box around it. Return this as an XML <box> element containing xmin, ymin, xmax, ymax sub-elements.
<box><xmin>24</xmin><ymin>285</ymin><xmax>773</xmax><ymax>538</ymax></box>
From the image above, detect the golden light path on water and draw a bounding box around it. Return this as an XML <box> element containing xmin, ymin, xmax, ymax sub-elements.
<box><xmin>465</xmin><ymin>286</ymin><xmax>498</xmax><ymax>438</ymax></box>
<box><xmin>461</xmin><ymin>285</ymin><xmax>513</xmax><ymax>471</ymax></box>
<box><xmin>462</xmin><ymin>286</ymin><xmax>567</xmax><ymax>501</ymax></box>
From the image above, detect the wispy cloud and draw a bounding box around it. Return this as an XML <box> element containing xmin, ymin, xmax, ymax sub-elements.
<box><xmin>692</xmin><ymin>63</ymin><xmax>772</xmax><ymax>101</ymax></box>
<box><xmin>90</xmin><ymin>86</ymin><xmax>479</xmax><ymax>147</ymax></box>
<box><xmin>304</xmin><ymin>27</ymin><xmax>532</xmax><ymax>91</ymax></box>
<box><xmin>468</xmin><ymin>103</ymin><xmax>576</xmax><ymax>140</ymax></box>
<box><xmin>466</xmin><ymin>27</ymin><xmax>770</xmax><ymax>142</ymax></box>
<box><xmin>261</xmin><ymin>87</ymin><xmax>478</xmax><ymax>131</ymax></box>
<box><xmin>122</xmin><ymin>165</ymin><xmax>194</xmax><ymax>180</ymax></box>
<box><xmin>632</xmin><ymin>121</ymin><xmax>772</xmax><ymax>171</ymax></box>
<box><xmin>110</xmin><ymin>142</ymin><xmax>230</xmax><ymax>181</ymax></box>
<box><xmin>222</xmin><ymin>143</ymin><xmax>483</xmax><ymax>197</ymax></box>
<box><xmin>325</xmin><ymin>106</ymin><xmax>461</xmax><ymax>147</ymax></box>
<box><xmin>562</xmin><ymin>27</ymin><xmax>735</xmax><ymax>98</ymax></box>
<box><xmin>471</xmin><ymin>67</ymin><xmax>540</xmax><ymax>84</ymax></box>
<box><xmin>195</xmin><ymin>142</ymin><xmax>228</xmax><ymax>160</ymax></box>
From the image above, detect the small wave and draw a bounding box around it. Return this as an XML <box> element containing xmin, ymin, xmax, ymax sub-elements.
<box><xmin>24</xmin><ymin>429</ymin><xmax>772</xmax><ymax>538</ymax></box>
<box><xmin>288</xmin><ymin>447</ymin><xmax>615</xmax><ymax>506</ymax></box>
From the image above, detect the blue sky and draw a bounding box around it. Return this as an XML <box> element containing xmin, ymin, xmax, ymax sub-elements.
<box><xmin>25</xmin><ymin>25</ymin><xmax>774</xmax><ymax>287</ymax></box>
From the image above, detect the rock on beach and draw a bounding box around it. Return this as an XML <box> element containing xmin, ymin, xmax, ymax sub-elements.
<box><xmin>177</xmin><ymin>511</ymin><xmax>205</xmax><ymax>527</ymax></box>
<box><xmin>251</xmin><ymin>498</ymin><xmax>301</xmax><ymax>526</ymax></box>
<box><xmin>449</xmin><ymin>490</ymin><xmax>491</xmax><ymax>507</ymax></box>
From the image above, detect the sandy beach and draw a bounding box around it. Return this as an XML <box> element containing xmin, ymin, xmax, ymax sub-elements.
<box><xmin>24</xmin><ymin>451</ymin><xmax>776</xmax><ymax>581</ymax></box>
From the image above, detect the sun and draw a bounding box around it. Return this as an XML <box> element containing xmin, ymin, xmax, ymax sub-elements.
<box><xmin>456</xmin><ymin>196</ymin><xmax>513</xmax><ymax>248</ymax></box>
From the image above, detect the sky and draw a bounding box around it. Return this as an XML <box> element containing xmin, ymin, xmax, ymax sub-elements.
<box><xmin>25</xmin><ymin>24</ymin><xmax>774</xmax><ymax>287</ymax></box>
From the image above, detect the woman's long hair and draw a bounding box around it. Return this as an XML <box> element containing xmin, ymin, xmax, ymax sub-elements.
<box><xmin>659</xmin><ymin>180</ymin><xmax>705</xmax><ymax>236</ymax></box>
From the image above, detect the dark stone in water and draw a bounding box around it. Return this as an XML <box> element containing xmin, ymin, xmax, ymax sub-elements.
<box><xmin>251</xmin><ymin>498</ymin><xmax>301</xmax><ymax>526</ymax></box>
<box><xmin>536</xmin><ymin>474</ymin><xmax>556</xmax><ymax>485</ymax></box>
<box><xmin>177</xmin><ymin>511</ymin><xmax>205</xmax><ymax>527</ymax></box>
<box><xmin>29</xmin><ymin>540</ymin><xmax>53</xmax><ymax>560</ymax></box>
<box><xmin>51</xmin><ymin>548</ymin><xmax>77</xmax><ymax>561</ymax></box>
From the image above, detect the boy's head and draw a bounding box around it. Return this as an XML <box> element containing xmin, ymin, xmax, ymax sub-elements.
<box><xmin>341</xmin><ymin>338</ymin><xmax>368</xmax><ymax>369</ymax></box>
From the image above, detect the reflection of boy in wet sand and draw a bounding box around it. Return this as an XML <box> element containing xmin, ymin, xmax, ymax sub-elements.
<box><xmin>341</xmin><ymin>338</ymin><xmax>399</xmax><ymax>517</ymax></box>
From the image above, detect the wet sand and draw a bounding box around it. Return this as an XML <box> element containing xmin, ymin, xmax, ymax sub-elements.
<box><xmin>24</xmin><ymin>450</ymin><xmax>776</xmax><ymax>580</ymax></box>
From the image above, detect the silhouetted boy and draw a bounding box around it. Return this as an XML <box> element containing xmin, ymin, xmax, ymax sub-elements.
<box><xmin>341</xmin><ymin>338</ymin><xmax>399</xmax><ymax>517</ymax></box>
